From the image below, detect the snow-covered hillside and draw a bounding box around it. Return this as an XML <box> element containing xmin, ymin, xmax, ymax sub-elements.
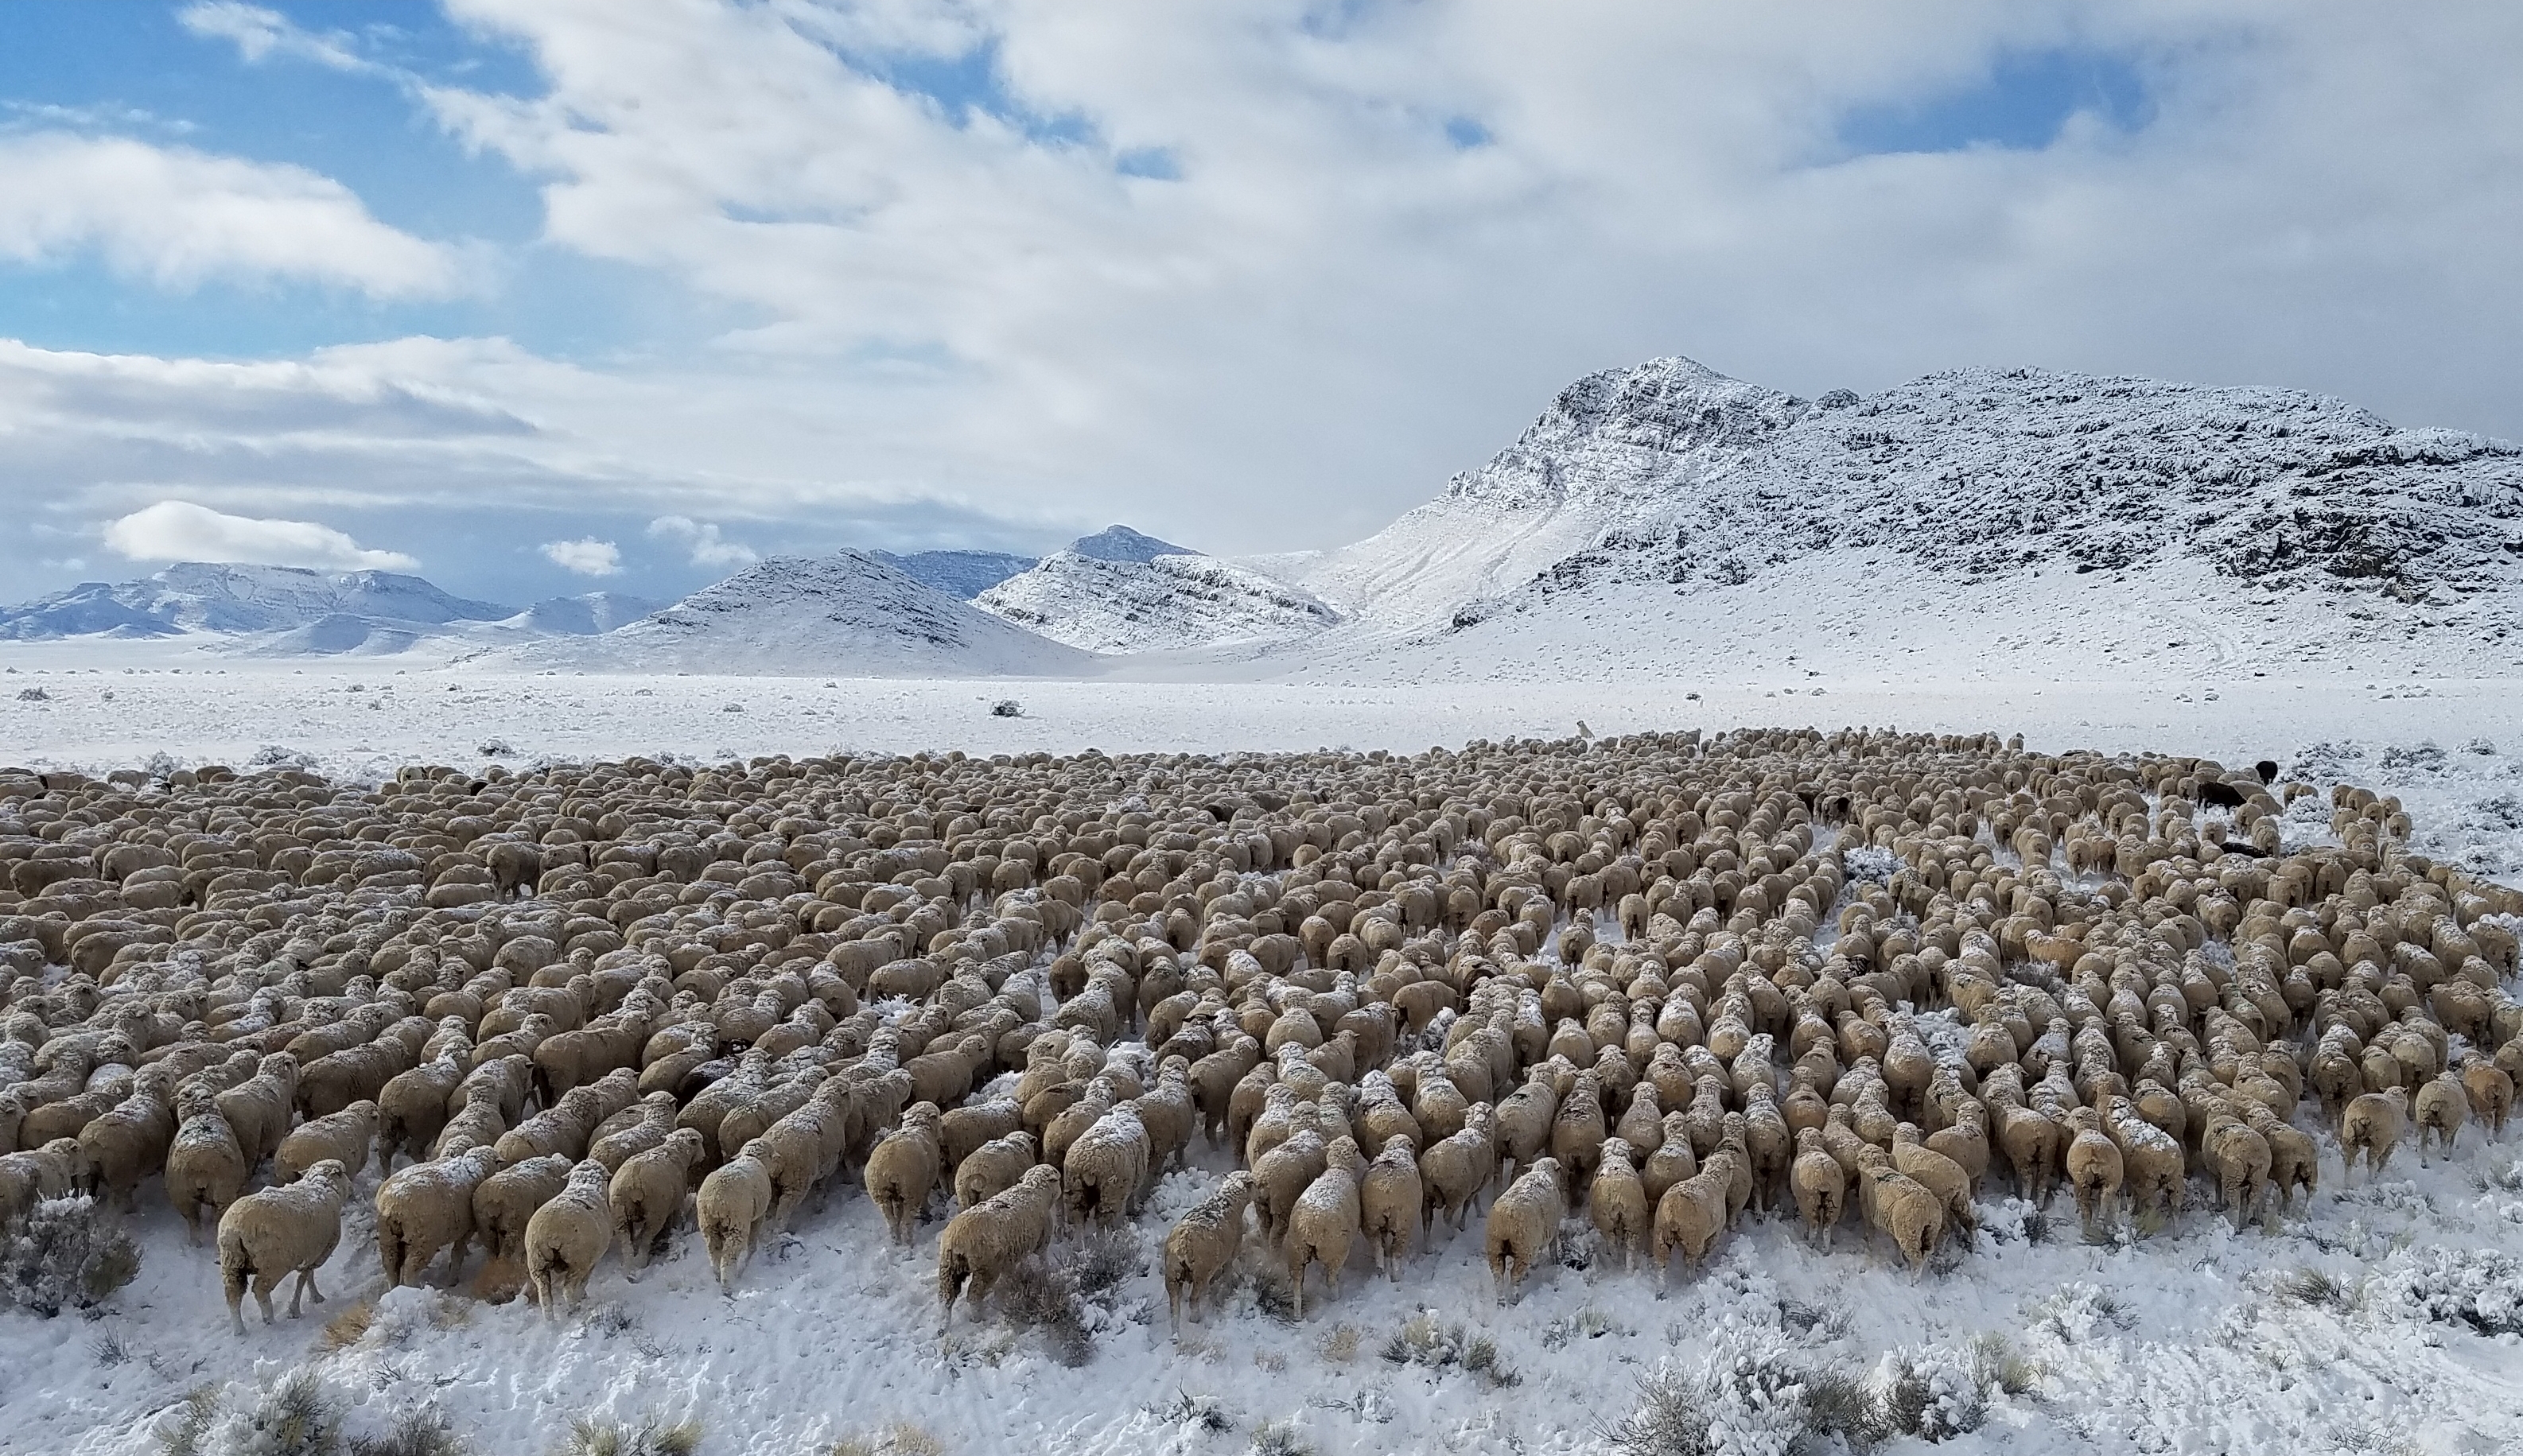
<box><xmin>0</xmin><ymin>563</ymin><xmax>512</xmax><ymax>642</ymax></box>
<box><xmin>872</xmin><ymin>549</ymin><xmax>1039</xmax><ymax>599</ymax></box>
<box><xmin>1260</xmin><ymin>356</ymin><xmax>2523</xmax><ymax>651</ymax></box>
<box><xmin>1068</xmin><ymin>524</ymin><xmax>1192</xmax><ymax>563</ymax></box>
<box><xmin>977</xmin><ymin>549</ymin><xmax>1340</xmax><ymax>654</ymax></box>
<box><xmin>509</xmin><ymin>550</ymin><xmax>1094</xmax><ymax>677</ymax></box>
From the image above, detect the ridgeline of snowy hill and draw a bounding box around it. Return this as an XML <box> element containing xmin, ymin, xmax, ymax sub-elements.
<box><xmin>511</xmin><ymin>550</ymin><xmax>1092</xmax><ymax>676</ymax></box>
<box><xmin>1067</xmin><ymin>524</ymin><xmax>1192</xmax><ymax>562</ymax></box>
<box><xmin>0</xmin><ymin>562</ymin><xmax>512</xmax><ymax>641</ymax></box>
<box><xmin>870</xmin><ymin>549</ymin><xmax>1038</xmax><ymax>599</ymax></box>
<box><xmin>976</xmin><ymin>547</ymin><xmax>1341</xmax><ymax>654</ymax></box>
<box><xmin>1271</xmin><ymin>357</ymin><xmax>2523</xmax><ymax>644</ymax></box>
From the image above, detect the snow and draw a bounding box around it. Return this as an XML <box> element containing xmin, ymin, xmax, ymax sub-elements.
<box><xmin>871</xmin><ymin>550</ymin><xmax>1040</xmax><ymax>600</ymax></box>
<box><xmin>5</xmin><ymin>352</ymin><xmax>2523</xmax><ymax>1454</ymax></box>
<box><xmin>496</xmin><ymin>551</ymin><xmax>1095</xmax><ymax>678</ymax></box>
<box><xmin>975</xmin><ymin>552</ymin><xmax>1341</xmax><ymax>654</ymax></box>
<box><xmin>1067</xmin><ymin>525</ymin><xmax>1195</xmax><ymax>564</ymax></box>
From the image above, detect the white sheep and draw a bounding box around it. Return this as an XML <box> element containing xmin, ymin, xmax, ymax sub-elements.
<box><xmin>217</xmin><ymin>1157</ymin><xmax>353</xmax><ymax>1334</ymax></box>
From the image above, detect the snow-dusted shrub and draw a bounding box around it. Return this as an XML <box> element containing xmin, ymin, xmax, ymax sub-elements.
<box><xmin>995</xmin><ymin>1256</ymin><xmax>1092</xmax><ymax>1367</ymax></box>
<box><xmin>1063</xmin><ymin>1228</ymin><xmax>1145</xmax><ymax>1301</ymax></box>
<box><xmin>829</xmin><ymin>1424</ymin><xmax>943</xmax><ymax>1456</ymax></box>
<box><xmin>2374</xmin><ymin>1246</ymin><xmax>2523</xmax><ymax>1336</ymax></box>
<box><xmin>15</xmin><ymin>686</ymin><xmax>49</xmax><ymax>701</ymax></box>
<box><xmin>1600</xmin><ymin>1325</ymin><xmax>1865</xmax><ymax>1456</ymax></box>
<box><xmin>173</xmin><ymin>1368</ymin><xmax>342</xmax><ymax>1456</ymax></box>
<box><xmin>475</xmin><ymin>739</ymin><xmax>511</xmax><ymax>758</ymax></box>
<box><xmin>1875</xmin><ymin>1352</ymin><xmax>1986</xmax><ymax>1442</ymax></box>
<box><xmin>990</xmin><ymin>699</ymin><xmax>1023</xmax><ymax>718</ymax></box>
<box><xmin>556</xmin><ymin>1411</ymin><xmax>701</xmax><ymax>1456</ymax></box>
<box><xmin>0</xmin><ymin>1194</ymin><xmax>142</xmax><ymax>1316</ymax></box>
<box><xmin>347</xmin><ymin>1409</ymin><xmax>471</xmax><ymax>1456</ymax></box>
<box><xmin>1378</xmin><ymin>1312</ymin><xmax>1520</xmax><ymax>1388</ymax></box>
<box><xmin>1246</xmin><ymin>1419</ymin><xmax>1312</xmax><ymax>1456</ymax></box>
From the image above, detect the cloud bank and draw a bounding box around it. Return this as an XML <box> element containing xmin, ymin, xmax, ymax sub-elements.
<box><xmin>103</xmin><ymin>500</ymin><xmax>420</xmax><ymax>571</ymax></box>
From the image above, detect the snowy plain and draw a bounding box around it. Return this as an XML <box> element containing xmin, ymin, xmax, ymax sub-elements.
<box><xmin>6</xmin><ymin>644</ymin><xmax>2523</xmax><ymax>1456</ymax></box>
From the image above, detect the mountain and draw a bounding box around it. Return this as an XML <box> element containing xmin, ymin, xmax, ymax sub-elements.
<box><xmin>1262</xmin><ymin>356</ymin><xmax>2523</xmax><ymax>641</ymax></box>
<box><xmin>502</xmin><ymin>592</ymin><xmax>661</xmax><ymax>636</ymax></box>
<box><xmin>510</xmin><ymin>551</ymin><xmax>1092</xmax><ymax>676</ymax></box>
<box><xmin>1068</xmin><ymin>525</ymin><xmax>1192</xmax><ymax>563</ymax></box>
<box><xmin>0</xmin><ymin>562</ymin><xmax>513</xmax><ymax>643</ymax></box>
<box><xmin>870</xmin><ymin>549</ymin><xmax>1038</xmax><ymax>600</ymax></box>
<box><xmin>975</xmin><ymin>551</ymin><xmax>1339</xmax><ymax>654</ymax></box>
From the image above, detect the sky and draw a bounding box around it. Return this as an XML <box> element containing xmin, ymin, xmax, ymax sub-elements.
<box><xmin>0</xmin><ymin>1</ymin><xmax>2516</xmax><ymax>609</ymax></box>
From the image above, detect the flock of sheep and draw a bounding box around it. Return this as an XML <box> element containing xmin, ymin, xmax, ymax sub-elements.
<box><xmin>0</xmin><ymin>726</ymin><xmax>2517</xmax><ymax>1353</ymax></box>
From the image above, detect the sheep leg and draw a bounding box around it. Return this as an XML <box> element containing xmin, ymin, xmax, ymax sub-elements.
<box><xmin>254</xmin><ymin>1274</ymin><xmax>280</xmax><ymax>1326</ymax></box>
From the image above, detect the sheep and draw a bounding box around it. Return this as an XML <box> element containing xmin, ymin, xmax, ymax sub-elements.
<box><xmin>78</xmin><ymin>1073</ymin><xmax>178</xmax><ymax>1210</ymax></box>
<box><xmin>954</xmin><ymin>1129</ymin><xmax>1036</xmax><ymax>1211</ymax></box>
<box><xmin>375</xmin><ymin>1050</ymin><xmax>468</xmax><ymax>1172</ymax></box>
<box><xmin>276</xmin><ymin>1100</ymin><xmax>380</xmax><ymax>1185</ymax></box>
<box><xmin>524</xmin><ymin>1159</ymin><xmax>616</xmax><ymax>1314</ymax></box>
<box><xmin>216</xmin><ymin>1158</ymin><xmax>353</xmax><ymax>1334</ymax></box>
<box><xmin>1483</xmin><ymin>1155</ymin><xmax>1565</xmax><ymax>1305</ymax></box>
<box><xmin>165</xmin><ymin>1084</ymin><xmax>249</xmax><ymax>1244</ymax></box>
<box><xmin>698</xmin><ymin>1140</ymin><xmax>777</xmax><ymax>1293</ymax></box>
<box><xmin>1890</xmin><ymin>1125</ymin><xmax>1976</xmax><ymax>1249</ymax></box>
<box><xmin>2459</xmin><ymin>1053</ymin><xmax>2514</xmax><ymax>1140</ymax></box>
<box><xmin>1790</xmin><ymin>1126</ymin><xmax>1845</xmax><ymax>1248</ymax></box>
<box><xmin>375</xmin><ymin>1143</ymin><xmax>503</xmax><ymax>1288</ymax></box>
<box><xmin>609</xmin><ymin>1126</ymin><xmax>707</xmax><ymax>1272</ymax></box>
<box><xmin>1158</xmin><ymin>1169</ymin><xmax>1258</xmax><ymax>1330</ymax></box>
<box><xmin>937</xmin><ymin>1163</ymin><xmax>1063</xmax><ymax>1329</ymax></box>
<box><xmin>866</xmin><ymin>1102</ymin><xmax>947</xmax><ymax>1245</ymax></box>
<box><xmin>1417</xmin><ymin>1102</ymin><xmax>1496</xmax><ymax>1234</ymax></box>
<box><xmin>472</xmin><ymin>1152</ymin><xmax>575</xmax><ymax>1270</ymax></box>
<box><xmin>2340</xmin><ymin>1087</ymin><xmax>2408</xmax><ymax>1182</ymax></box>
<box><xmin>2414</xmin><ymin>1073</ymin><xmax>2467</xmax><ymax>1164</ymax></box>
<box><xmin>589</xmin><ymin>1090</ymin><xmax>681</xmax><ymax>1174</ymax></box>
<box><xmin>1063</xmin><ymin>1102</ymin><xmax>1153</xmax><ymax>1232</ymax></box>
<box><xmin>0</xmin><ymin>1138</ymin><xmax>86</xmax><ymax>1228</ymax></box>
<box><xmin>2105</xmin><ymin>1097</ymin><xmax>2185</xmax><ymax>1233</ymax></box>
<box><xmin>2198</xmin><ymin>1108</ymin><xmax>2273</xmax><ymax>1229</ymax></box>
<box><xmin>1285</xmin><ymin>1135</ymin><xmax>1366</xmax><ymax>1318</ymax></box>
<box><xmin>215</xmin><ymin>1051</ymin><xmax>298</xmax><ymax>1170</ymax></box>
<box><xmin>1359</xmin><ymin>1132</ymin><xmax>1423</xmax><ymax>1281</ymax></box>
<box><xmin>1852</xmin><ymin>1147</ymin><xmax>1944</xmax><ymax>1279</ymax></box>
<box><xmin>1589</xmin><ymin>1136</ymin><xmax>1651</xmax><ymax>1272</ymax></box>
<box><xmin>2063</xmin><ymin>1107</ymin><xmax>2123</xmax><ymax>1236</ymax></box>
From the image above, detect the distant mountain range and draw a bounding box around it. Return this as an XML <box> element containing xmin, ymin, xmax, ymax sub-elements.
<box><xmin>7</xmin><ymin>363</ymin><xmax>2517</xmax><ymax>679</ymax></box>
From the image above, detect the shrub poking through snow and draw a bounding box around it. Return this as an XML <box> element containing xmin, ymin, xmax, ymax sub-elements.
<box><xmin>177</xmin><ymin>1367</ymin><xmax>343</xmax><ymax>1456</ymax></box>
<box><xmin>157</xmin><ymin>1387</ymin><xmax>224</xmax><ymax>1456</ymax></box>
<box><xmin>1246</xmin><ymin>1419</ymin><xmax>1312</xmax><ymax>1456</ymax></box>
<box><xmin>1</xmin><ymin>1195</ymin><xmax>142</xmax><ymax>1316</ymax></box>
<box><xmin>1148</xmin><ymin>1392</ymin><xmax>1234</xmax><ymax>1434</ymax></box>
<box><xmin>2375</xmin><ymin>1247</ymin><xmax>2523</xmax><ymax>1336</ymax></box>
<box><xmin>1378</xmin><ymin>1313</ymin><xmax>1520</xmax><ymax>1389</ymax></box>
<box><xmin>347</xmin><ymin>1408</ymin><xmax>472</xmax><ymax>1456</ymax></box>
<box><xmin>828</xmin><ymin>1423</ymin><xmax>943</xmax><ymax>1456</ymax></box>
<box><xmin>995</xmin><ymin>1256</ymin><xmax>1093</xmax><ymax>1367</ymax></box>
<box><xmin>556</xmin><ymin>1411</ymin><xmax>702</xmax><ymax>1456</ymax></box>
<box><xmin>1874</xmin><ymin>1353</ymin><xmax>1986</xmax><ymax>1442</ymax></box>
<box><xmin>1601</xmin><ymin>1325</ymin><xmax>1887</xmax><ymax>1456</ymax></box>
<box><xmin>990</xmin><ymin>700</ymin><xmax>1022</xmax><ymax>718</ymax></box>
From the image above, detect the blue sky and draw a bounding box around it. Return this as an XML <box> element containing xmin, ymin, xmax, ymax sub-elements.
<box><xmin>0</xmin><ymin>2</ymin><xmax>2513</xmax><ymax>608</ymax></box>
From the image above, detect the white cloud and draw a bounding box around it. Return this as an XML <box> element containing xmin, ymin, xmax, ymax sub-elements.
<box><xmin>0</xmin><ymin>132</ymin><xmax>457</xmax><ymax>296</ymax></box>
<box><xmin>103</xmin><ymin>501</ymin><xmax>419</xmax><ymax>571</ymax></box>
<box><xmin>647</xmin><ymin>516</ymin><xmax>758</xmax><ymax>569</ymax></box>
<box><xmin>177</xmin><ymin>2</ymin><xmax>375</xmax><ymax>74</ymax></box>
<box><xmin>540</xmin><ymin>538</ymin><xmax>622</xmax><ymax>576</ymax></box>
<box><xmin>402</xmin><ymin>0</ymin><xmax>2523</xmax><ymax>553</ymax></box>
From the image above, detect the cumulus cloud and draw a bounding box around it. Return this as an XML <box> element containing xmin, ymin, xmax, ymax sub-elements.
<box><xmin>0</xmin><ymin>132</ymin><xmax>457</xmax><ymax>296</ymax></box>
<box><xmin>647</xmin><ymin>516</ymin><xmax>758</xmax><ymax>569</ymax></box>
<box><xmin>103</xmin><ymin>500</ymin><xmax>418</xmax><ymax>571</ymax></box>
<box><xmin>540</xmin><ymin>537</ymin><xmax>622</xmax><ymax>576</ymax></box>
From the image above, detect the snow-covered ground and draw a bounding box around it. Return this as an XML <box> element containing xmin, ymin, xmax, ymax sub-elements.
<box><xmin>6</xmin><ymin>654</ymin><xmax>2523</xmax><ymax>1455</ymax></box>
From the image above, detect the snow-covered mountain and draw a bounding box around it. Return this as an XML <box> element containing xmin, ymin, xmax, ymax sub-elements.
<box><xmin>1260</xmin><ymin>356</ymin><xmax>2523</xmax><ymax>646</ymax></box>
<box><xmin>511</xmin><ymin>551</ymin><xmax>1091</xmax><ymax>677</ymax></box>
<box><xmin>500</xmin><ymin>592</ymin><xmax>660</xmax><ymax>637</ymax></box>
<box><xmin>0</xmin><ymin>562</ymin><xmax>513</xmax><ymax>642</ymax></box>
<box><xmin>870</xmin><ymin>549</ymin><xmax>1037</xmax><ymax>600</ymax></box>
<box><xmin>976</xmin><ymin>549</ymin><xmax>1340</xmax><ymax>654</ymax></box>
<box><xmin>1068</xmin><ymin>525</ymin><xmax>1192</xmax><ymax>563</ymax></box>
